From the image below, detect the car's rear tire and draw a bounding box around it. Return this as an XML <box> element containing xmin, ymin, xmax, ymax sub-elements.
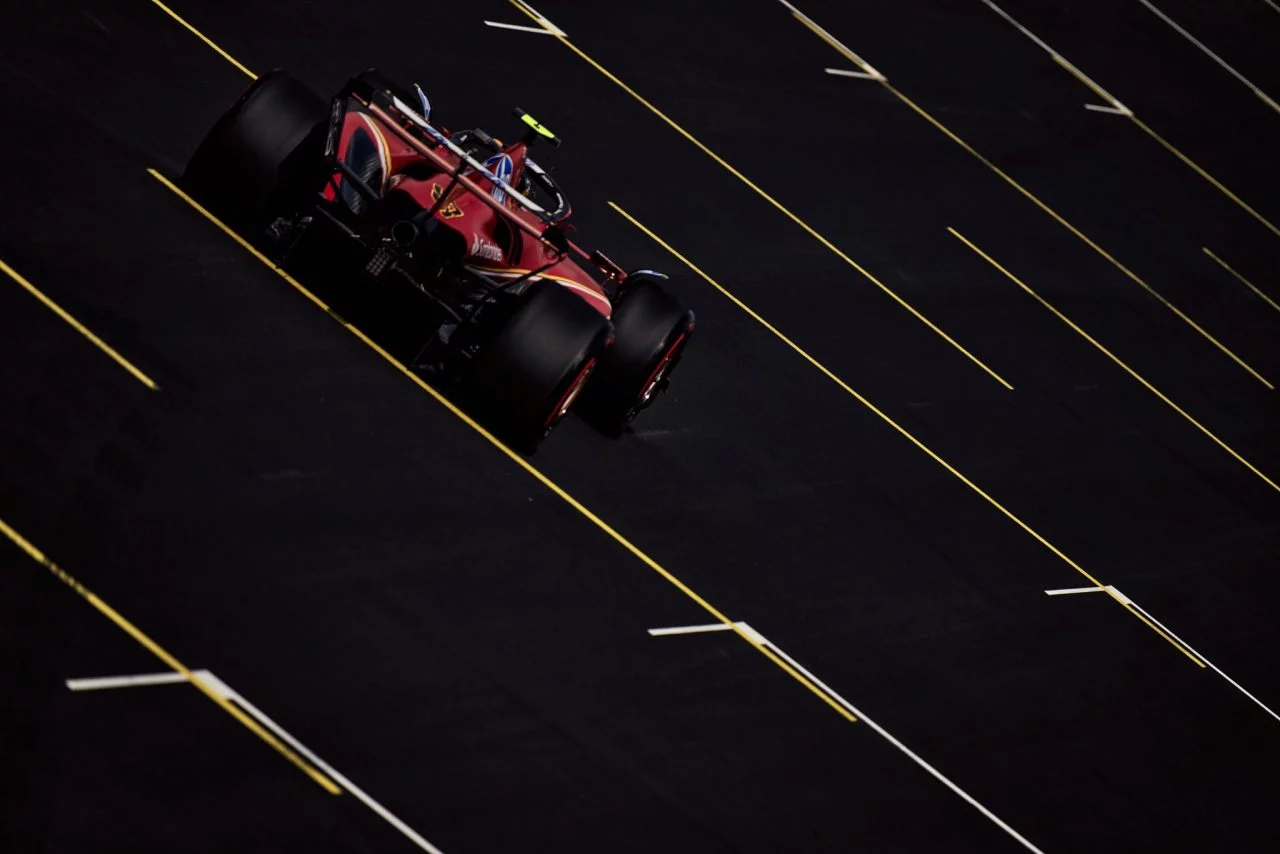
<box><xmin>465</xmin><ymin>283</ymin><xmax>613</xmax><ymax>450</ymax></box>
<box><xmin>182</xmin><ymin>69</ymin><xmax>327</xmax><ymax>229</ymax></box>
<box><xmin>579</xmin><ymin>277</ymin><xmax>694</xmax><ymax>435</ymax></box>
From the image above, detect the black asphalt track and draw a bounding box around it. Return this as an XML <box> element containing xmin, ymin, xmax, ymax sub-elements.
<box><xmin>2</xmin><ymin>1</ymin><xmax>1279</xmax><ymax>852</ymax></box>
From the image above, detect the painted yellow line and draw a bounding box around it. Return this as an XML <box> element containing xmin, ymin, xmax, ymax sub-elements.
<box><xmin>789</xmin><ymin>9</ymin><xmax>883</xmax><ymax>79</ymax></box>
<box><xmin>1203</xmin><ymin>247</ymin><xmax>1280</xmax><ymax>316</ymax></box>
<box><xmin>146</xmin><ymin>0</ymin><xmax>256</xmax><ymax>79</ymax></box>
<box><xmin>609</xmin><ymin>201</ymin><xmax>1208</xmax><ymax>666</ymax></box>
<box><xmin>792</xmin><ymin>11</ymin><xmax>859</xmax><ymax>66</ymax></box>
<box><xmin>1106</xmin><ymin>590</ymin><xmax>1205</xmax><ymax>668</ymax></box>
<box><xmin>1</xmin><ymin>258</ymin><xmax>160</xmax><ymax>391</ymax></box>
<box><xmin>786</xmin><ymin>8</ymin><xmax>1273</xmax><ymax>390</ymax></box>
<box><xmin>948</xmin><ymin>227</ymin><xmax>1278</xmax><ymax>493</ymax></box>
<box><xmin>506</xmin><ymin>3</ymin><xmax>1010</xmax><ymax>390</ymax></box>
<box><xmin>1044</xmin><ymin>18</ymin><xmax>1279</xmax><ymax>239</ymax></box>
<box><xmin>874</xmin><ymin>84</ymin><xmax>1272</xmax><ymax>389</ymax></box>
<box><xmin>1126</xmin><ymin>115</ymin><xmax>1280</xmax><ymax>241</ymax></box>
<box><xmin>146</xmin><ymin>168</ymin><xmax>856</xmax><ymax>724</ymax></box>
<box><xmin>0</xmin><ymin>516</ymin><xmax>343</xmax><ymax>792</ymax></box>
<box><xmin>986</xmin><ymin>1</ymin><xmax>1280</xmax><ymax>240</ymax></box>
<box><xmin>1050</xmin><ymin>53</ymin><xmax>1126</xmax><ymax>110</ymax></box>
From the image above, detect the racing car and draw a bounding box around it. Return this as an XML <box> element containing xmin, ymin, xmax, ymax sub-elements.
<box><xmin>182</xmin><ymin>68</ymin><xmax>694</xmax><ymax>448</ymax></box>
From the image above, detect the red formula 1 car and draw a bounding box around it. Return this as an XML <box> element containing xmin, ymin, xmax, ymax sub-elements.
<box><xmin>182</xmin><ymin>69</ymin><xmax>693</xmax><ymax>448</ymax></box>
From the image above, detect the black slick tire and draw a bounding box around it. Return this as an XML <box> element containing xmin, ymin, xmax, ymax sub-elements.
<box><xmin>465</xmin><ymin>282</ymin><xmax>613</xmax><ymax>450</ymax></box>
<box><xmin>182</xmin><ymin>69</ymin><xmax>326</xmax><ymax>229</ymax></box>
<box><xmin>579</xmin><ymin>277</ymin><xmax>694</xmax><ymax>435</ymax></box>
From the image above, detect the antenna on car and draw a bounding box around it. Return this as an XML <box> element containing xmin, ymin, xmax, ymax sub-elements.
<box><xmin>512</xmin><ymin>108</ymin><xmax>561</xmax><ymax>148</ymax></box>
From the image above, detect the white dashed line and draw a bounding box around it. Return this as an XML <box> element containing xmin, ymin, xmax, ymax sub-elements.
<box><xmin>508</xmin><ymin>0</ymin><xmax>566</xmax><ymax>36</ymax></box>
<box><xmin>1137</xmin><ymin>0</ymin><xmax>1280</xmax><ymax>114</ymax></box>
<box><xmin>776</xmin><ymin>0</ymin><xmax>887</xmax><ymax>81</ymax></box>
<box><xmin>1083</xmin><ymin>103</ymin><xmax>1134</xmax><ymax>116</ymax></box>
<box><xmin>66</xmin><ymin>672</ymin><xmax>190</xmax><ymax>691</ymax></box>
<box><xmin>981</xmin><ymin>0</ymin><xmax>1132</xmax><ymax>116</ymax></box>
<box><xmin>824</xmin><ymin>67</ymin><xmax>881</xmax><ymax>81</ymax></box>
<box><xmin>1046</xmin><ymin>589</ymin><xmax>1280</xmax><ymax>723</ymax></box>
<box><xmin>483</xmin><ymin>21</ymin><xmax>557</xmax><ymax>36</ymax></box>
<box><xmin>647</xmin><ymin>622</ymin><xmax>736</xmax><ymax>636</ymax></box>
<box><xmin>649</xmin><ymin>620</ymin><xmax>1046</xmax><ymax>853</ymax></box>
<box><xmin>66</xmin><ymin>668</ymin><xmax>448</xmax><ymax>853</ymax></box>
<box><xmin>1044</xmin><ymin>585</ymin><xmax>1108</xmax><ymax>596</ymax></box>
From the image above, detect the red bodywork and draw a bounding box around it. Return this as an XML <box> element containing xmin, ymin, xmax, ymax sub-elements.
<box><xmin>326</xmin><ymin>107</ymin><xmax>614</xmax><ymax>317</ymax></box>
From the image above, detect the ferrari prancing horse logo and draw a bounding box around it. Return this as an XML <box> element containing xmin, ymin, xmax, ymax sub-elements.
<box><xmin>430</xmin><ymin>183</ymin><xmax>465</xmax><ymax>219</ymax></box>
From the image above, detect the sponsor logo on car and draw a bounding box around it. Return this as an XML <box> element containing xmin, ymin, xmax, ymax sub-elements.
<box><xmin>484</xmin><ymin>154</ymin><xmax>514</xmax><ymax>205</ymax></box>
<box><xmin>430</xmin><ymin>183</ymin><xmax>465</xmax><ymax>219</ymax></box>
<box><xmin>469</xmin><ymin>234</ymin><xmax>505</xmax><ymax>262</ymax></box>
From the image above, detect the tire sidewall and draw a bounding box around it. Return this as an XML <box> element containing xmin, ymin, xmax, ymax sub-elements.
<box><xmin>582</xmin><ymin>277</ymin><xmax>693</xmax><ymax>430</ymax></box>
<box><xmin>466</xmin><ymin>283</ymin><xmax>613</xmax><ymax>448</ymax></box>
<box><xmin>183</xmin><ymin>69</ymin><xmax>326</xmax><ymax>228</ymax></box>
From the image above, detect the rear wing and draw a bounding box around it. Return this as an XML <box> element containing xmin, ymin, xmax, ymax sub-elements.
<box><xmin>336</xmin><ymin>72</ymin><xmax>625</xmax><ymax>283</ymax></box>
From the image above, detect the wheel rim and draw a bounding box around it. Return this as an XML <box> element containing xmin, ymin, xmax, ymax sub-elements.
<box><xmin>546</xmin><ymin>357</ymin><xmax>597</xmax><ymax>431</ymax></box>
<box><xmin>637</xmin><ymin>332</ymin><xmax>689</xmax><ymax>406</ymax></box>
